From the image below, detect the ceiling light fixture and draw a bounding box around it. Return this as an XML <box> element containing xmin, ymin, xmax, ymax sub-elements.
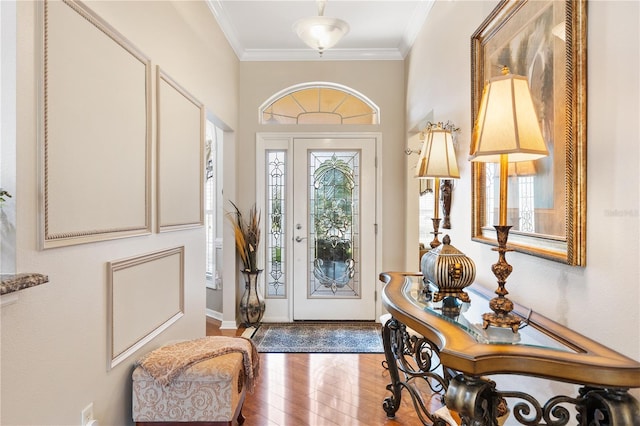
<box><xmin>293</xmin><ymin>0</ymin><xmax>349</xmax><ymax>56</ymax></box>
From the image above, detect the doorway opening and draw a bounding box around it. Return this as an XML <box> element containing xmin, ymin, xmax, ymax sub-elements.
<box><xmin>256</xmin><ymin>133</ymin><xmax>381</xmax><ymax>322</ymax></box>
<box><xmin>256</xmin><ymin>82</ymin><xmax>382</xmax><ymax>322</ymax></box>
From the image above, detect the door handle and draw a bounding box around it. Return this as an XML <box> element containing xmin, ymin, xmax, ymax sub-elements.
<box><xmin>295</xmin><ymin>236</ymin><xmax>307</xmax><ymax>242</ymax></box>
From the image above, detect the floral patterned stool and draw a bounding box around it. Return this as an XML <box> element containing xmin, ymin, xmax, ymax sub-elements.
<box><xmin>132</xmin><ymin>336</ymin><xmax>260</xmax><ymax>426</ymax></box>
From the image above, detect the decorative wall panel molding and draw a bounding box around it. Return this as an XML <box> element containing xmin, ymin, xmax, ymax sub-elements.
<box><xmin>156</xmin><ymin>67</ymin><xmax>205</xmax><ymax>232</ymax></box>
<box><xmin>108</xmin><ymin>246</ymin><xmax>184</xmax><ymax>369</ymax></box>
<box><xmin>40</xmin><ymin>0</ymin><xmax>152</xmax><ymax>248</ymax></box>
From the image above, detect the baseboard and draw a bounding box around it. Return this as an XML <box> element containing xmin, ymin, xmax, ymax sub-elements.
<box><xmin>206</xmin><ymin>309</ymin><xmax>223</xmax><ymax>322</ymax></box>
<box><xmin>206</xmin><ymin>309</ymin><xmax>237</xmax><ymax>330</ymax></box>
<box><xmin>220</xmin><ymin>320</ymin><xmax>238</xmax><ymax>330</ymax></box>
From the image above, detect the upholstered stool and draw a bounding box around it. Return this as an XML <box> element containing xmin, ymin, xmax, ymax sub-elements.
<box><xmin>132</xmin><ymin>336</ymin><xmax>259</xmax><ymax>426</ymax></box>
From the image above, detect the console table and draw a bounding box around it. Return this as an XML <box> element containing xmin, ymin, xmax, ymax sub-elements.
<box><xmin>380</xmin><ymin>272</ymin><xmax>640</xmax><ymax>425</ymax></box>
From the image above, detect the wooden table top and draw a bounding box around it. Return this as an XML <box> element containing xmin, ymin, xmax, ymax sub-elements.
<box><xmin>380</xmin><ymin>271</ymin><xmax>640</xmax><ymax>389</ymax></box>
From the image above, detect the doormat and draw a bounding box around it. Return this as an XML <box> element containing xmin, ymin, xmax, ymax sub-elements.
<box><xmin>250</xmin><ymin>322</ymin><xmax>384</xmax><ymax>353</ymax></box>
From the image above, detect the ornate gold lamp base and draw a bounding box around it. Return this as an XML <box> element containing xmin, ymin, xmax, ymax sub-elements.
<box><xmin>482</xmin><ymin>225</ymin><xmax>521</xmax><ymax>333</ymax></box>
<box><xmin>429</xmin><ymin>217</ymin><xmax>442</xmax><ymax>248</ymax></box>
<box><xmin>482</xmin><ymin>311</ymin><xmax>521</xmax><ymax>333</ymax></box>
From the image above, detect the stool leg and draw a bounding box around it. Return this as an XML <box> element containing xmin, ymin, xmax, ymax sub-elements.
<box><xmin>234</xmin><ymin>386</ymin><xmax>246</xmax><ymax>425</ymax></box>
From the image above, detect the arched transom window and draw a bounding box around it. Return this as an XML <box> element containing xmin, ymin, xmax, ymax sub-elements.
<box><xmin>260</xmin><ymin>82</ymin><xmax>379</xmax><ymax>125</ymax></box>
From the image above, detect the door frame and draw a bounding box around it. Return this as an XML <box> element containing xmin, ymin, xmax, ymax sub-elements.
<box><xmin>256</xmin><ymin>132</ymin><xmax>383</xmax><ymax>323</ymax></box>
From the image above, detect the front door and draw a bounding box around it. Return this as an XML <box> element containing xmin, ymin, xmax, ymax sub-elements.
<box><xmin>292</xmin><ymin>138</ymin><xmax>376</xmax><ymax>320</ymax></box>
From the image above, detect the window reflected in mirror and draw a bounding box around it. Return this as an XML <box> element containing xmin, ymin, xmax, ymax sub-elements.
<box><xmin>482</xmin><ymin>162</ymin><xmax>564</xmax><ymax>236</ymax></box>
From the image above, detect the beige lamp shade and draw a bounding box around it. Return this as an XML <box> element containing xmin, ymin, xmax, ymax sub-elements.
<box><xmin>415</xmin><ymin>124</ymin><xmax>460</xmax><ymax>179</ymax></box>
<box><xmin>469</xmin><ymin>68</ymin><xmax>548</xmax><ymax>163</ymax></box>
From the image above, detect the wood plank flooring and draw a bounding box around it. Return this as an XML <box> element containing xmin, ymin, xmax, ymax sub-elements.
<box><xmin>206</xmin><ymin>318</ymin><xmax>440</xmax><ymax>425</ymax></box>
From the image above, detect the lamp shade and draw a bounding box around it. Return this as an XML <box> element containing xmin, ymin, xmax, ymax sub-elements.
<box><xmin>293</xmin><ymin>16</ymin><xmax>349</xmax><ymax>52</ymax></box>
<box><xmin>415</xmin><ymin>124</ymin><xmax>460</xmax><ymax>179</ymax></box>
<box><xmin>469</xmin><ymin>68</ymin><xmax>548</xmax><ymax>163</ymax></box>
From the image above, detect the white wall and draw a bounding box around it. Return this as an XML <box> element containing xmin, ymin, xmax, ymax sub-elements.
<box><xmin>407</xmin><ymin>0</ymin><xmax>639</xmax><ymax>372</ymax></box>
<box><xmin>1</xmin><ymin>1</ymin><xmax>238</xmax><ymax>425</ymax></box>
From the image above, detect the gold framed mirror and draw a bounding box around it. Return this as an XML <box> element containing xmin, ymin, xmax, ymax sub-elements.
<box><xmin>471</xmin><ymin>0</ymin><xmax>587</xmax><ymax>266</ymax></box>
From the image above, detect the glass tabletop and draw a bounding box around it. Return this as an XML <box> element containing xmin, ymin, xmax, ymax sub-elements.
<box><xmin>403</xmin><ymin>275</ymin><xmax>577</xmax><ymax>353</ymax></box>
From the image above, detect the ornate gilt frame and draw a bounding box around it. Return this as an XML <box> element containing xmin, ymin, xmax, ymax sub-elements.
<box><xmin>471</xmin><ymin>0</ymin><xmax>587</xmax><ymax>265</ymax></box>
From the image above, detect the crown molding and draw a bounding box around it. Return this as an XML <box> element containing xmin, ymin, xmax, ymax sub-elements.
<box><xmin>206</xmin><ymin>0</ymin><xmax>435</xmax><ymax>62</ymax></box>
<box><xmin>205</xmin><ymin>0</ymin><xmax>244</xmax><ymax>59</ymax></box>
<box><xmin>398</xmin><ymin>0</ymin><xmax>436</xmax><ymax>57</ymax></box>
<box><xmin>240</xmin><ymin>48</ymin><xmax>404</xmax><ymax>62</ymax></box>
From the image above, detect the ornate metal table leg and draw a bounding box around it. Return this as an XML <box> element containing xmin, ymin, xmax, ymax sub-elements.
<box><xmin>381</xmin><ymin>316</ymin><xmax>403</xmax><ymax>418</ymax></box>
<box><xmin>459</xmin><ymin>382</ymin><xmax>640</xmax><ymax>425</ymax></box>
<box><xmin>381</xmin><ymin>316</ymin><xmax>451</xmax><ymax>425</ymax></box>
<box><xmin>445</xmin><ymin>374</ymin><xmax>502</xmax><ymax>426</ymax></box>
<box><xmin>577</xmin><ymin>387</ymin><xmax>640</xmax><ymax>425</ymax></box>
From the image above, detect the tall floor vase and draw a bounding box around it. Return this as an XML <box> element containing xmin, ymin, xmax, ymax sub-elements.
<box><xmin>239</xmin><ymin>269</ymin><xmax>265</xmax><ymax>327</ymax></box>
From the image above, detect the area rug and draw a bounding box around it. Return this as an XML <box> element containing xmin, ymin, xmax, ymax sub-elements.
<box><xmin>251</xmin><ymin>322</ymin><xmax>384</xmax><ymax>353</ymax></box>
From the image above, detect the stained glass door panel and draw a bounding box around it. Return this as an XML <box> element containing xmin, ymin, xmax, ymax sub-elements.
<box><xmin>293</xmin><ymin>138</ymin><xmax>376</xmax><ymax>320</ymax></box>
<box><xmin>310</xmin><ymin>152</ymin><xmax>358</xmax><ymax>296</ymax></box>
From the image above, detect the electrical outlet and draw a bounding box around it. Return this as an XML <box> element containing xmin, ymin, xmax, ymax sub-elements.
<box><xmin>81</xmin><ymin>403</ymin><xmax>94</xmax><ymax>426</ymax></box>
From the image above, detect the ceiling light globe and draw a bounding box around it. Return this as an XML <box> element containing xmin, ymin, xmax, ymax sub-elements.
<box><xmin>293</xmin><ymin>16</ymin><xmax>350</xmax><ymax>51</ymax></box>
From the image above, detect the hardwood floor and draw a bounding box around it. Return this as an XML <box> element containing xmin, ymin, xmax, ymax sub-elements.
<box><xmin>206</xmin><ymin>318</ymin><xmax>441</xmax><ymax>425</ymax></box>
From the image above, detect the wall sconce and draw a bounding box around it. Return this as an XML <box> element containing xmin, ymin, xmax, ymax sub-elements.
<box><xmin>469</xmin><ymin>66</ymin><xmax>549</xmax><ymax>332</ymax></box>
<box><xmin>416</xmin><ymin>123</ymin><xmax>460</xmax><ymax>248</ymax></box>
<box><xmin>407</xmin><ymin>121</ymin><xmax>459</xmax><ymax>228</ymax></box>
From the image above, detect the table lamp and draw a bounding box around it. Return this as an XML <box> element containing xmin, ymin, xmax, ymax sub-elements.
<box><xmin>415</xmin><ymin>122</ymin><xmax>460</xmax><ymax>248</ymax></box>
<box><xmin>469</xmin><ymin>66</ymin><xmax>549</xmax><ymax>332</ymax></box>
